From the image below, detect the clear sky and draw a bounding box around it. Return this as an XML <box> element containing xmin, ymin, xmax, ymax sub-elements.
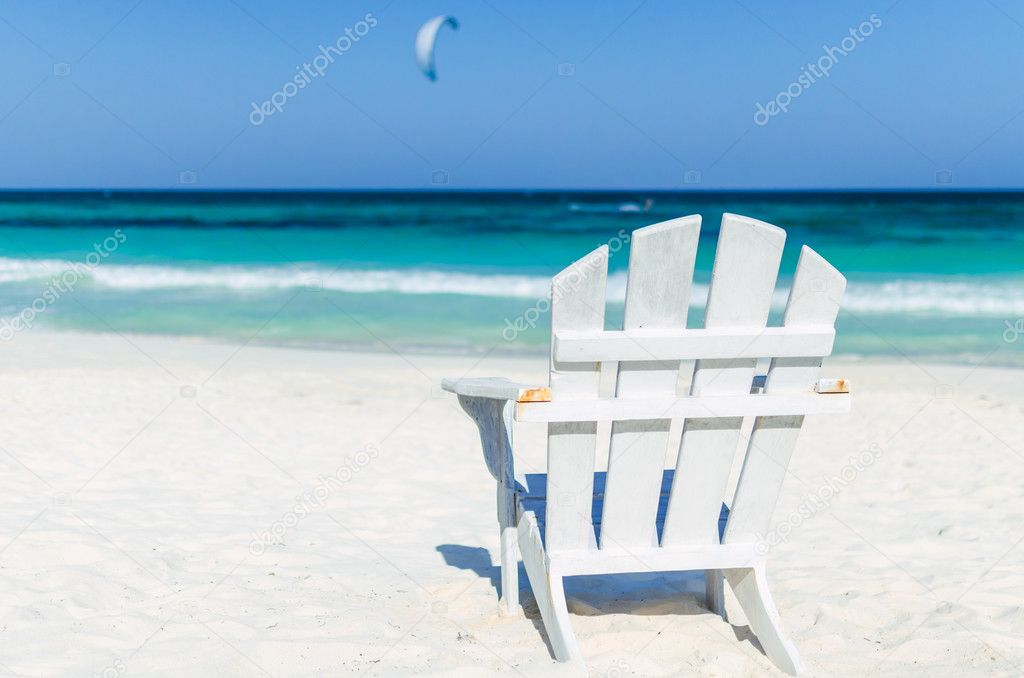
<box><xmin>1</xmin><ymin>0</ymin><xmax>1023</xmax><ymax>189</ymax></box>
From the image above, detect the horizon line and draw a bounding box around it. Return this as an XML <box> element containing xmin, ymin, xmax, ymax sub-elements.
<box><xmin>0</xmin><ymin>187</ymin><xmax>1022</xmax><ymax>195</ymax></box>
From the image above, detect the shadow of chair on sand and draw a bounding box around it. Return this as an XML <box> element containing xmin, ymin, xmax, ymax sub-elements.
<box><xmin>435</xmin><ymin>543</ymin><xmax>764</xmax><ymax>657</ymax></box>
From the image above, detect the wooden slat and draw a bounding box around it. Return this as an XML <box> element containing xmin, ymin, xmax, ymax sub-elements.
<box><xmin>662</xmin><ymin>214</ymin><xmax>786</xmax><ymax>547</ymax></box>
<box><xmin>544</xmin><ymin>245</ymin><xmax>608</xmax><ymax>552</ymax></box>
<box><xmin>725</xmin><ymin>246</ymin><xmax>847</xmax><ymax>545</ymax></box>
<box><xmin>553</xmin><ymin>326</ymin><xmax>835</xmax><ymax>362</ymax></box>
<box><xmin>601</xmin><ymin>216</ymin><xmax>700</xmax><ymax>551</ymax></box>
<box><xmin>515</xmin><ymin>391</ymin><xmax>850</xmax><ymax>422</ymax></box>
<box><xmin>518</xmin><ymin>469</ymin><xmax>677</xmax><ymax>502</ymax></box>
<box><xmin>519</xmin><ymin>475</ymin><xmax>729</xmax><ymax>546</ymax></box>
<box><xmin>518</xmin><ymin>469</ymin><xmax>731</xmax><ymax>564</ymax></box>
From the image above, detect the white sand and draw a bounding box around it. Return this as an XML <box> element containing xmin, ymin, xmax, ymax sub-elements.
<box><xmin>0</xmin><ymin>331</ymin><xmax>1021</xmax><ymax>676</ymax></box>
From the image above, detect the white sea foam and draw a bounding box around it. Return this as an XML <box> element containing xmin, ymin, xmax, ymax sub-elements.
<box><xmin>0</xmin><ymin>258</ymin><xmax>78</xmax><ymax>282</ymax></box>
<box><xmin>0</xmin><ymin>257</ymin><xmax>1020</xmax><ymax>317</ymax></box>
<box><xmin>842</xmin><ymin>279</ymin><xmax>1024</xmax><ymax>316</ymax></box>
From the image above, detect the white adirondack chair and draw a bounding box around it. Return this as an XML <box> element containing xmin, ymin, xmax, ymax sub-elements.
<box><xmin>442</xmin><ymin>213</ymin><xmax>849</xmax><ymax>674</ymax></box>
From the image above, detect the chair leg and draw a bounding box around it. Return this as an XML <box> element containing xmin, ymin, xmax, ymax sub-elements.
<box><xmin>499</xmin><ymin>525</ymin><xmax>519</xmax><ymax>614</ymax></box>
<box><xmin>705</xmin><ymin>568</ymin><xmax>725</xmax><ymax>618</ymax></box>
<box><xmin>543</xmin><ymin>571</ymin><xmax>580</xmax><ymax>662</ymax></box>
<box><xmin>518</xmin><ymin>513</ymin><xmax>582</xmax><ymax>663</ymax></box>
<box><xmin>725</xmin><ymin>564</ymin><xmax>804</xmax><ymax>676</ymax></box>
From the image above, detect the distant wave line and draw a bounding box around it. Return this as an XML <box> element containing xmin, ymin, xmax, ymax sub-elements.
<box><xmin>0</xmin><ymin>257</ymin><xmax>1020</xmax><ymax>316</ymax></box>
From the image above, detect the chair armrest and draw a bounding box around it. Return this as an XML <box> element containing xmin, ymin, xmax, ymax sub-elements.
<box><xmin>444</xmin><ymin>375</ymin><xmax>846</xmax><ymax>400</ymax></box>
<box><xmin>441</xmin><ymin>377</ymin><xmax>551</xmax><ymax>402</ymax></box>
<box><xmin>444</xmin><ymin>379</ymin><xmax>521</xmax><ymax>513</ymax></box>
<box><xmin>815</xmin><ymin>377</ymin><xmax>849</xmax><ymax>393</ymax></box>
<box><xmin>749</xmin><ymin>375</ymin><xmax>849</xmax><ymax>394</ymax></box>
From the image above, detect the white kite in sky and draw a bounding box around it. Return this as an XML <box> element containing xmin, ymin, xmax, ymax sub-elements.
<box><xmin>415</xmin><ymin>15</ymin><xmax>459</xmax><ymax>81</ymax></box>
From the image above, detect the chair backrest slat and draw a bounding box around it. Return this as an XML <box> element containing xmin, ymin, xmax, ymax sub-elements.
<box><xmin>661</xmin><ymin>214</ymin><xmax>785</xmax><ymax>546</ymax></box>
<box><xmin>724</xmin><ymin>246</ymin><xmax>846</xmax><ymax>545</ymax></box>
<box><xmin>544</xmin><ymin>245</ymin><xmax>608</xmax><ymax>552</ymax></box>
<box><xmin>600</xmin><ymin>217</ymin><xmax>700</xmax><ymax>551</ymax></box>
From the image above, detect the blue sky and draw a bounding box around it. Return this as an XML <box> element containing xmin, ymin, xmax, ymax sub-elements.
<box><xmin>1</xmin><ymin>0</ymin><xmax>1023</xmax><ymax>189</ymax></box>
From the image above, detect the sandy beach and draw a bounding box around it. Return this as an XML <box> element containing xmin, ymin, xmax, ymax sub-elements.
<box><xmin>2</xmin><ymin>0</ymin><xmax>1021</xmax><ymax>674</ymax></box>
<box><xmin>0</xmin><ymin>330</ymin><xmax>1021</xmax><ymax>676</ymax></box>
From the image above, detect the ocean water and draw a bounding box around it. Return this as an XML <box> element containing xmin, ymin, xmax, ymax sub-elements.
<box><xmin>0</xmin><ymin>191</ymin><xmax>1021</xmax><ymax>364</ymax></box>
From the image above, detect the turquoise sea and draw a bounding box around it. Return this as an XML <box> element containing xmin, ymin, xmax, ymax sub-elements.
<box><xmin>0</xmin><ymin>191</ymin><xmax>1021</xmax><ymax>364</ymax></box>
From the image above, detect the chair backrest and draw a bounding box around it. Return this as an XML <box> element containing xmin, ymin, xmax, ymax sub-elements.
<box><xmin>521</xmin><ymin>213</ymin><xmax>847</xmax><ymax>554</ymax></box>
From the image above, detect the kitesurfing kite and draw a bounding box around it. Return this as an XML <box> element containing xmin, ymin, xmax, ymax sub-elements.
<box><xmin>416</xmin><ymin>15</ymin><xmax>458</xmax><ymax>81</ymax></box>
